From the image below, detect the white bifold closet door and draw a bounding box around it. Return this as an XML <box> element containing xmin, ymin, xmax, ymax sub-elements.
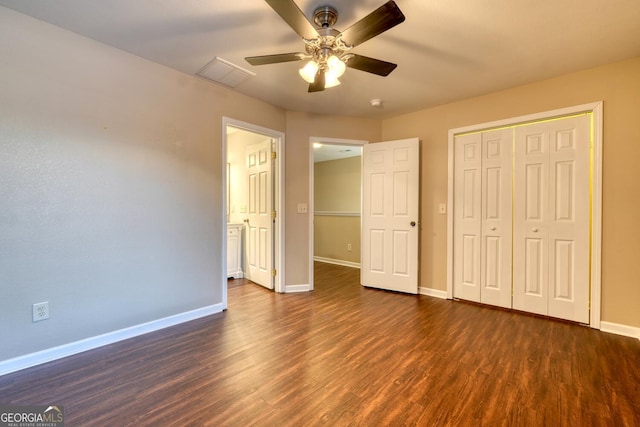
<box><xmin>453</xmin><ymin>114</ymin><xmax>591</xmax><ymax>323</ymax></box>
<box><xmin>453</xmin><ymin>129</ymin><xmax>513</xmax><ymax>308</ymax></box>
<box><xmin>512</xmin><ymin>116</ymin><xmax>590</xmax><ymax>323</ymax></box>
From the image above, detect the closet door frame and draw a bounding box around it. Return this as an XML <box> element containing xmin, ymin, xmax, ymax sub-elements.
<box><xmin>446</xmin><ymin>101</ymin><xmax>603</xmax><ymax>328</ymax></box>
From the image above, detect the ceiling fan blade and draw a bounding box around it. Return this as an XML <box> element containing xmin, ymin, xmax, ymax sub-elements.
<box><xmin>308</xmin><ymin>70</ymin><xmax>325</xmax><ymax>92</ymax></box>
<box><xmin>345</xmin><ymin>54</ymin><xmax>397</xmax><ymax>76</ymax></box>
<box><xmin>265</xmin><ymin>0</ymin><xmax>319</xmax><ymax>40</ymax></box>
<box><xmin>339</xmin><ymin>1</ymin><xmax>405</xmax><ymax>48</ymax></box>
<box><xmin>245</xmin><ymin>52</ymin><xmax>307</xmax><ymax>66</ymax></box>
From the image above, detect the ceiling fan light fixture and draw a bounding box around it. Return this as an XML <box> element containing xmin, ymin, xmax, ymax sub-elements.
<box><xmin>299</xmin><ymin>61</ymin><xmax>319</xmax><ymax>83</ymax></box>
<box><xmin>327</xmin><ymin>55</ymin><xmax>346</xmax><ymax>77</ymax></box>
<box><xmin>324</xmin><ymin>72</ymin><xmax>341</xmax><ymax>88</ymax></box>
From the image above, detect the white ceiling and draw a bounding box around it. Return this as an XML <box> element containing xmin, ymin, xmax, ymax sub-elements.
<box><xmin>313</xmin><ymin>143</ymin><xmax>362</xmax><ymax>163</ymax></box>
<box><xmin>2</xmin><ymin>0</ymin><xmax>640</xmax><ymax>119</ymax></box>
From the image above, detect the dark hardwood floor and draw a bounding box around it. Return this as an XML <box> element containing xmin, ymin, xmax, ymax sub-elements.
<box><xmin>1</xmin><ymin>262</ymin><xmax>639</xmax><ymax>426</ymax></box>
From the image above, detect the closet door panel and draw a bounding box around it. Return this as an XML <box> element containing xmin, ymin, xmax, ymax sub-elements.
<box><xmin>480</xmin><ymin>129</ymin><xmax>512</xmax><ymax>308</ymax></box>
<box><xmin>513</xmin><ymin>116</ymin><xmax>590</xmax><ymax>322</ymax></box>
<box><xmin>513</xmin><ymin>126</ymin><xmax>549</xmax><ymax>315</ymax></box>
<box><xmin>547</xmin><ymin>116</ymin><xmax>590</xmax><ymax>323</ymax></box>
<box><xmin>454</xmin><ymin>133</ymin><xmax>481</xmax><ymax>302</ymax></box>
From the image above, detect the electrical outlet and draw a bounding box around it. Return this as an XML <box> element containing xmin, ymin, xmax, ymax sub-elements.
<box><xmin>32</xmin><ymin>302</ymin><xmax>49</xmax><ymax>322</ymax></box>
<box><xmin>347</xmin><ymin>243</ymin><xmax>352</xmax><ymax>251</ymax></box>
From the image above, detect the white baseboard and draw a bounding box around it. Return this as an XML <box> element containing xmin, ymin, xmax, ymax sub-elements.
<box><xmin>419</xmin><ymin>287</ymin><xmax>448</xmax><ymax>299</ymax></box>
<box><xmin>0</xmin><ymin>304</ymin><xmax>224</xmax><ymax>377</ymax></box>
<box><xmin>600</xmin><ymin>321</ymin><xmax>640</xmax><ymax>340</ymax></box>
<box><xmin>284</xmin><ymin>284</ymin><xmax>311</xmax><ymax>293</ymax></box>
<box><xmin>313</xmin><ymin>256</ymin><xmax>360</xmax><ymax>269</ymax></box>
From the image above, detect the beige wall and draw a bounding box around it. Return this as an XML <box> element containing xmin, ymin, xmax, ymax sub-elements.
<box><xmin>381</xmin><ymin>56</ymin><xmax>640</xmax><ymax>328</ymax></box>
<box><xmin>314</xmin><ymin>216</ymin><xmax>361</xmax><ymax>264</ymax></box>
<box><xmin>314</xmin><ymin>156</ymin><xmax>361</xmax><ymax>263</ymax></box>
<box><xmin>314</xmin><ymin>156</ymin><xmax>361</xmax><ymax>212</ymax></box>
<box><xmin>285</xmin><ymin>112</ymin><xmax>381</xmax><ymax>285</ymax></box>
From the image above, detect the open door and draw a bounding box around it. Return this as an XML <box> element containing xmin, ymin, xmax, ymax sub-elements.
<box><xmin>245</xmin><ymin>139</ymin><xmax>273</xmax><ymax>289</ymax></box>
<box><xmin>361</xmin><ymin>138</ymin><xmax>419</xmax><ymax>294</ymax></box>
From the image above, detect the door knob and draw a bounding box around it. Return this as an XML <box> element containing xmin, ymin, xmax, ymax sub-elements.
<box><xmin>490</xmin><ymin>226</ymin><xmax>496</xmax><ymax>231</ymax></box>
<box><xmin>532</xmin><ymin>227</ymin><xmax>538</xmax><ymax>232</ymax></box>
<box><xmin>410</xmin><ymin>221</ymin><xmax>416</xmax><ymax>227</ymax></box>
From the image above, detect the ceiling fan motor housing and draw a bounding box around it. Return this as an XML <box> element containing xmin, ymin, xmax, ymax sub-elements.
<box><xmin>305</xmin><ymin>27</ymin><xmax>345</xmax><ymax>64</ymax></box>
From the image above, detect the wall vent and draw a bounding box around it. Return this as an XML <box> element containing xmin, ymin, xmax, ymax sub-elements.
<box><xmin>197</xmin><ymin>57</ymin><xmax>255</xmax><ymax>88</ymax></box>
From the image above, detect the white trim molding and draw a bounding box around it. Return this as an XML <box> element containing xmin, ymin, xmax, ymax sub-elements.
<box><xmin>314</xmin><ymin>211</ymin><xmax>361</xmax><ymax>217</ymax></box>
<box><xmin>419</xmin><ymin>287</ymin><xmax>448</xmax><ymax>299</ymax></box>
<box><xmin>0</xmin><ymin>304</ymin><xmax>224</xmax><ymax>377</ymax></box>
<box><xmin>600</xmin><ymin>322</ymin><xmax>640</xmax><ymax>341</ymax></box>
<box><xmin>284</xmin><ymin>284</ymin><xmax>312</xmax><ymax>293</ymax></box>
<box><xmin>447</xmin><ymin>102</ymin><xmax>603</xmax><ymax>328</ymax></box>
<box><xmin>314</xmin><ymin>256</ymin><xmax>360</xmax><ymax>269</ymax></box>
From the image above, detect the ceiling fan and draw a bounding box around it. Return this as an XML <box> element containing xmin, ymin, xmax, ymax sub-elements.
<box><xmin>245</xmin><ymin>0</ymin><xmax>405</xmax><ymax>92</ymax></box>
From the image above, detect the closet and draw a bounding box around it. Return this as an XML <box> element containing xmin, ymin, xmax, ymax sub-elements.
<box><xmin>453</xmin><ymin>114</ymin><xmax>591</xmax><ymax>323</ymax></box>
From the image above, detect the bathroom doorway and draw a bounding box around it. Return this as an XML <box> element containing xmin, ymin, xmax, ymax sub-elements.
<box><xmin>222</xmin><ymin>118</ymin><xmax>284</xmax><ymax>308</ymax></box>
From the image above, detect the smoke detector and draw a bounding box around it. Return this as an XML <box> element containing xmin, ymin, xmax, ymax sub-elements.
<box><xmin>370</xmin><ymin>98</ymin><xmax>383</xmax><ymax>108</ymax></box>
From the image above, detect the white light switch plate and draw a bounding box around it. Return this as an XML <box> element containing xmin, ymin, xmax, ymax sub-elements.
<box><xmin>297</xmin><ymin>203</ymin><xmax>308</xmax><ymax>214</ymax></box>
<box><xmin>438</xmin><ymin>203</ymin><xmax>446</xmax><ymax>214</ymax></box>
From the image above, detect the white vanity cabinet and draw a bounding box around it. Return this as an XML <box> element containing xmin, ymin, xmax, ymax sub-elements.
<box><xmin>227</xmin><ymin>224</ymin><xmax>244</xmax><ymax>279</ymax></box>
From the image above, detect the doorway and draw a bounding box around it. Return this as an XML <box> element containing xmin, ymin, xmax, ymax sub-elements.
<box><xmin>222</xmin><ymin>118</ymin><xmax>285</xmax><ymax>308</ymax></box>
<box><xmin>308</xmin><ymin>137</ymin><xmax>366</xmax><ymax>290</ymax></box>
<box><xmin>308</xmin><ymin>137</ymin><xmax>421</xmax><ymax>294</ymax></box>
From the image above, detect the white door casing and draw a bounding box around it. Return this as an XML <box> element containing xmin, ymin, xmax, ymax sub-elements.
<box><xmin>362</xmin><ymin>138</ymin><xmax>419</xmax><ymax>294</ymax></box>
<box><xmin>246</xmin><ymin>139</ymin><xmax>273</xmax><ymax>289</ymax></box>
<box><xmin>513</xmin><ymin>115</ymin><xmax>590</xmax><ymax>323</ymax></box>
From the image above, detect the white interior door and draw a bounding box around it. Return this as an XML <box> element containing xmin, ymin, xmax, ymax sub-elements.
<box><xmin>513</xmin><ymin>115</ymin><xmax>590</xmax><ymax>322</ymax></box>
<box><xmin>362</xmin><ymin>138</ymin><xmax>419</xmax><ymax>294</ymax></box>
<box><xmin>246</xmin><ymin>139</ymin><xmax>273</xmax><ymax>289</ymax></box>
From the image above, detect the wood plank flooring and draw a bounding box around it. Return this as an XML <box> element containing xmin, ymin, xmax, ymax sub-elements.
<box><xmin>1</xmin><ymin>262</ymin><xmax>639</xmax><ymax>426</ymax></box>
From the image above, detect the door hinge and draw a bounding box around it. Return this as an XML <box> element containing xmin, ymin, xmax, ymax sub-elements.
<box><xmin>271</xmin><ymin>211</ymin><xmax>277</xmax><ymax>219</ymax></box>
<box><xmin>272</xmin><ymin>269</ymin><xmax>277</xmax><ymax>277</ymax></box>
<box><xmin>271</xmin><ymin>151</ymin><xmax>277</xmax><ymax>160</ymax></box>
